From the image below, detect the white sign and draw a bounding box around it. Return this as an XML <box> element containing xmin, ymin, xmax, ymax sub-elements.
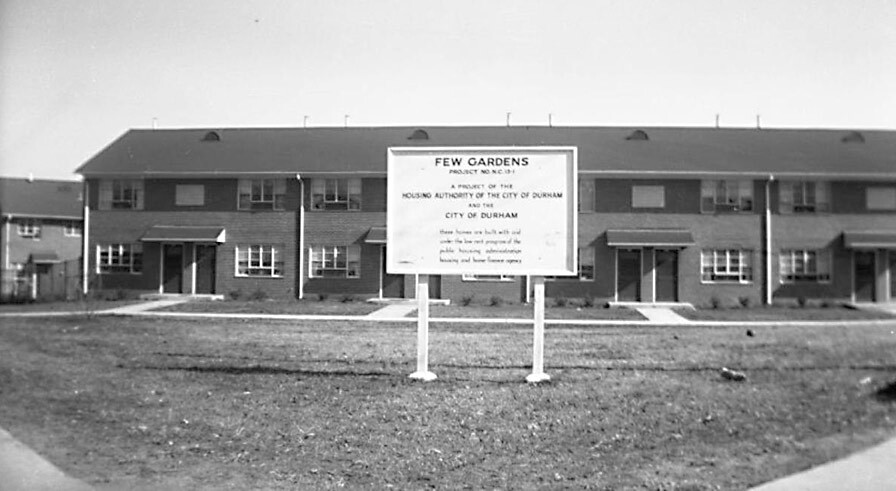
<box><xmin>387</xmin><ymin>147</ymin><xmax>577</xmax><ymax>276</ymax></box>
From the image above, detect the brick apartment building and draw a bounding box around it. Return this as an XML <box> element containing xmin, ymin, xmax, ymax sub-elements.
<box><xmin>75</xmin><ymin>126</ymin><xmax>896</xmax><ymax>306</ymax></box>
<box><xmin>0</xmin><ymin>177</ymin><xmax>83</xmax><ymax>300</ymax></box>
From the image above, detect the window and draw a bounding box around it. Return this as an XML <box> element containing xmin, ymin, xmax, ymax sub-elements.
<box><xmin>701</xmin><ymin>249</ymin><xmax>753</xmax><ymax>283</ymax></box>
<box><xmin>462</xmin><ymin>274</ymin><xmax>514</xmax><ymax>282</ymax></box>
<box><xmin>632</xmin><ymin>185</ymin><xmax>665</xmax><ymax>208</ymax></box>
<box><xmin>578</xmin><ymin>179</ymin><xmax>595</xmax><ymax>212</ymax></box>
<box><xmin>99</xmin><ymin>180</ymin><xmax>144</xmax><ymax>210</ymax></box>
<box><xmin>17</xmin><ymin>219</ymin><xmax>41</xmax><ymax>238</ymax></box>
<box><xmin>866</xmin><ymin>187</ymin><xmax>896</xmax><ymax>211</ymax></box>
<box><xmin>701</xmin><ymin>180</ymin><xmax>753</xmax><ymax>213</ymax></box>
<box><xmin>546</xmin><ymin>247</ymin><xmax>595</xmax><ymax>281</ymax></box>
<box><xmin>64</xmin><ymin>221</ymin><xmax>81</xmax><ymax>237</ymax></box>
<box><xmin>310</xmin><ymin>178</ymin><xmax>361</xmax><ymax>210</ymax></box>
<box><xmin>236</xmin><ymin>245</ymin><xmax>284</xmax><ymax>277</ymax></box>
<box><xmin>175</xmin><ymin>185</ymin><xmax>205</xmax><ymax>206</ymax></box>
<box><xmin>238</xmin><ymin>179</ymin><xmax>286</xmax><ymax>210</ymax></box>
<box><xmin>780</xmin><ymin>249</ymin><xmax>831</xmax><ymax>283</ymax></box>
<box><xmin>97</xmin><ymin>244</ymin><xmax>143</xmax><ymax>274</ymax></box>
<box><xmin>309</xmin><ymin>246</ymin><xmax>360</xmax><ymax>278</ymax></box>
<box><xmin>779</xmin><ymin>181</ymin><xmax>830</xmax><ymax>213</ymax></box>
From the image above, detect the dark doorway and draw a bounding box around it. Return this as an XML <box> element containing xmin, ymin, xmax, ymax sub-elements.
<box><xmin>428</xmin><ymin>275</ymin><xmax>442</xmax><ymax>299</ymax></box>
<box><xmin>655</xmin><ymin>250</ymin><xmax>679</xmax><ymax>302</ymax></box>
<box><xmin>617</xmin><ymin>250</ymin><xmax>641</xmax><ymax>302</ymax></box>
<box><xmin>854</xmin><ymin>251</ymin><xmax>876</xmax><ymax>302</ymax></box>
<box><xmin>163</xmin><ymin>244</ymin><xmax>184</xmax><ymax>294</ymax></box>
<box><xmin>36</xmin><ymin>264</ymin><xmax>54</xmax><ymax>301</ymax></box>
<box><xmin>195</xmin><ymin>245</ymin><xmax>216</xmax><ymax>294</ymax></box>
<box><xmin>381</xmin><ymin>247</ymin><xmax>405</xmax><ymax>298</ymax></box>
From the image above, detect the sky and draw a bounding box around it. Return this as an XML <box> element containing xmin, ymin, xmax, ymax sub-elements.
<box><xmin>1</xmin><ymin>0</ymin><xmax>895</xmax><ymax>180</ymax></box>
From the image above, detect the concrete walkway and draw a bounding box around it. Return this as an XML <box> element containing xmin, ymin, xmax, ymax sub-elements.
<box><xmin>634</xmin><ymin>307</ymin><xmax>690</xmax><ymax>324</ymax></box>
<box><xmin>100</xmin><ymin>298</ymin><xmax>189</xmax><ymax>314</ymax></box>
<box><xmin>749</xmin><ymin>434</ymin><xmax>896</xmax><ymax>491</ymax></box>
<box><xmin>0</xmin><ymin>427</ymin><xmax>93</xmax><ymax>491</ymax></box>
<box><xmin>365</xmin><ymin>300</ymin><xmax>418</xmax><ymax>319</ymax></box>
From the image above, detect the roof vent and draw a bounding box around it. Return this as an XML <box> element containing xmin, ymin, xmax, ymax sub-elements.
<box><xmin>625</xmin><ymin>129</ymin><xmax>649</xmax><ymax>141</ymax></box>
<box><xmin>840</xmin><ymin>131</ymin><xmax>865</xmax><ymax>143</ymax></box>
<box><xmin>201</xmin><ymin>131</ymin><xmax>221</xmax><ymax>142</ymax></box>
<box><xmin>408</xmin><ymin>129</ymin><xmax>429</xmax><ymax>140</ymax></box>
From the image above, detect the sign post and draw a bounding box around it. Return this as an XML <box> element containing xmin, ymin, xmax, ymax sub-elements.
<box><xmin>409</xmin><ymin>274</ymin><xmax>437</xmax><ymax>381</ymax></box>
<box><xmin>387</xmin><ymin>147</ymin><xmax>577</xmax><ymax>382</ymax></box>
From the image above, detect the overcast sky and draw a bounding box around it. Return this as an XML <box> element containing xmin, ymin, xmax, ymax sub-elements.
<box><xmin>1</xmin><ymin>0</ymin><xmax>895</xmax><ymax>180</ymax></box>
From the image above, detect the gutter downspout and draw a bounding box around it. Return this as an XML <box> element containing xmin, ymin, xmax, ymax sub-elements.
<box><xmin>297</xmin><ymin>174</ymin><xmax>305</xmax><ymax>300</ymax></box>
<box><xmin>82</xmin><ymin>181</ymin><xmax>90</xmax><ymax>295</ymax></box>
<box><xmin>765</xmin><ymin>175</ymin><xmax>774</xmax><ymax>306</ymax></box>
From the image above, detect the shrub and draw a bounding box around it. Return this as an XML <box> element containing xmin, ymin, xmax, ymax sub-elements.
<box><xmin>489</xmin><ymin>295</ymin><xmax>504</xmax><ymax>307</ymax></box>
<box><xmin>228</xmin><ymin>289</ymin><xmax>243</xmax><ymax>300</ymax></box>
<box><xmin>582</xmin><ymin>296</ymin><xmax>595</xmax><ymax>308</ymax></box>
<box><xmin>340</xmin><ymin>294</ymin><xmax>355</xmax><ymax>303</ymax></box>
<box><xmin>797</xmin><ymin>296</ymin><xmax>808</xmax><ymax>308</ymax></box>
<box><xmin>738</xmin><ymin>296</ymin><xmax>752</xmax><ymax>308</ymax></box>
<box><xmin>710</xmin><ymin>295</ymin><xmax>723</xmax><ymax>309</ymax></box>
<box><xmin>317</xmin><ymin>293</ymin><xmax>329</xmax><ymax>302</ymax></box>
<box><xmin>554</xmin><ymin>297</ymin><xmax>568</xmax><ymax>308</ymax></box>
<box><xmin>249</xmin><ymin>288</ymin><xmax>268</xmax><ymax>301</ymax></box>
<box><xmin>460</xmin><ymin>294</ymin><xmax>475</xmax><ymax>306</ymax></box>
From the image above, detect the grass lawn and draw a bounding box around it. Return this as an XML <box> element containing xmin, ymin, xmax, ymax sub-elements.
<box><xmin>151</xmin><ymin>299</ymin><xmax>382</xmax><ymax>316</ymax></box>
<box><xmin>677</xmin><ymin>306</ymin><xmax>896</xmax><ymax>322</ymax></box>
<box><xmin>2</xmin><ymin>317</ymin><xmax>896</xmax><ymax>490</ymax></box>
<box><xmin>424</xmin><ymin>304</ymin><xmax>646</xmax><ymax>320</ymax></box>
<box><xmin>0</xmin><ymin>299</ymin><xmax>141</xmax><ymax>313</ymax></box>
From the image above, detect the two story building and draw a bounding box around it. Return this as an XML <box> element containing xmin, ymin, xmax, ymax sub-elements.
<box><xmin>0</xmin><ymin>177</ymin><xmax>84</xmax><ymax>300</ymax></box>
<box><xmin>76</xmin><ymin>126</ymin><xmax>896</xmax><ymax>306</ymax></box>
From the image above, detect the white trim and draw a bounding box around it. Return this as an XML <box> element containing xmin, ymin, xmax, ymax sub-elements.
<box><xmin>82</xmin><ymin>181</ymin><xmax>89</xmax><ymax>294</ymax></box>
<box><xmin>578</xmin><ymin>170</ymin><xmax>896</xmax><ymax>180</ymax></box>
<box><xmin>298</xmin><ymin>177</ymin><xmax>305</xmax><ymax>299</ymax></box>
<box><xmin>190</xmin><ymin>244</ymin><xmax>197</xmax><ymax>295</ymax></box>
<box><xmin>378</xmin><ymin>246</ymin><xmax>384</xmax><ymax>299</ymax></box>
<box><xmin>765</xmin><ymin>176</ymin><xmax>774</xmax><ymax>305</ymax></box>
<box><xmin>158</xmin><ymin>245</ymin><xmax>164</xmax><ymax>293</ymax></box>
<box><xmin>1</xmin><ymin>213</ymin><xmax>82</xmax><ymax>220</ymax></box>
<box><xmin>613</xmin><ymin>248</ymin><xmax>618</xmax><ymax>303</ymax></box>
<box><xmin>646</xmin><ymin>248</ymin><xmax>656</xmax><ymax>303</ymax></box>
<box><xmin>3</xmin><ymin>220</ymin><xmax>10</xmax><ymax>270</ymax></box>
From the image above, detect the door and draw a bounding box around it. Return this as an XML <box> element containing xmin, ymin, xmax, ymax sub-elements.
<box><xmin>163</xmin><ymin>244</ymin><xmax>184</xmax><ymax>294</ymax></box>
<box><xmin>428</xmin><ymin>275</ymin><xmax>441</xmax><ymax>299</ymax></box>
<box><xmin>617</xmin><ymin>250</ymin><xmax>641</xmax><ymax>302</ymax></box>
<box><xmin>381</xmin><ymin>247</ymin><xmax>405</xmax><ymax>298</ymax></box>
<box><xmin>195</xmin><ymin>245</ymin><xmax>216</xmax><ymax>294</ymax></box>
<box><xmin>655</xmin><ymin>250</ymin><xmax>678</xmax><ymax>302</ymax></box>
<box><xmin>36</xmin><ymin>264</ymin><xmax>54</xmax><ymax>301</ymax></box>
<box><xmin>854</xmin><ymin>251</ymin><xmax>875</xmax><ymax>302</ymax></box>
<box><xmin>889</xmin><ymin>252</ymin><xmax>895</xmax><ymax>301</ymax></box>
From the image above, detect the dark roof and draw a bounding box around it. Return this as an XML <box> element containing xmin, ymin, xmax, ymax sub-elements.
<box><xmin>843</xmin><ymin>231</ymin><xmax>896</xmax><ymax>248</ymax></box>
<box><xmin>0</xmin><ymin>177</ymin><xmax>82</xmax><ymax>219</ymax></box>
<box><xmin>76</xmin><ymin>126</ymin><xmax>896</xmax><ymax>179</ymax></box>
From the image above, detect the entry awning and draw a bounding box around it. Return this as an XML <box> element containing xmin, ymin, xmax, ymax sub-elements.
<box><xmin>606</xmin><ymin>229</ymin><xmax>694</xmax><ymax>247</ymax></box>
<box><xmin>843</xmin><ymin>231</ymin><xmax>896</xmax><ymax>249</ymax></box>
<box><xmin>28</xmin><ymin>252</ymin><xmax>60</xmax><ymax>264</ymax></box>
<box><xmin>140</xmin><ymin>225</ymin><xmax>226</xmax><ymax>243</ymax></box>
<box><xmin>365</xmin><ymin>226</ymin><xmax>387</xmax><ymax>244</ymax></box>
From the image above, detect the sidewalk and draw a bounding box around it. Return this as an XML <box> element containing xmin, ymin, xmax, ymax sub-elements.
<box><xmin>0</xmin><ymin>427</ymin><xmax>93</xmax><ymax>491</ymax></box>
<box><xmin>749</xmin><ymin>434</ymin><xmax>896</xmax><ymax>491</ymax></box>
